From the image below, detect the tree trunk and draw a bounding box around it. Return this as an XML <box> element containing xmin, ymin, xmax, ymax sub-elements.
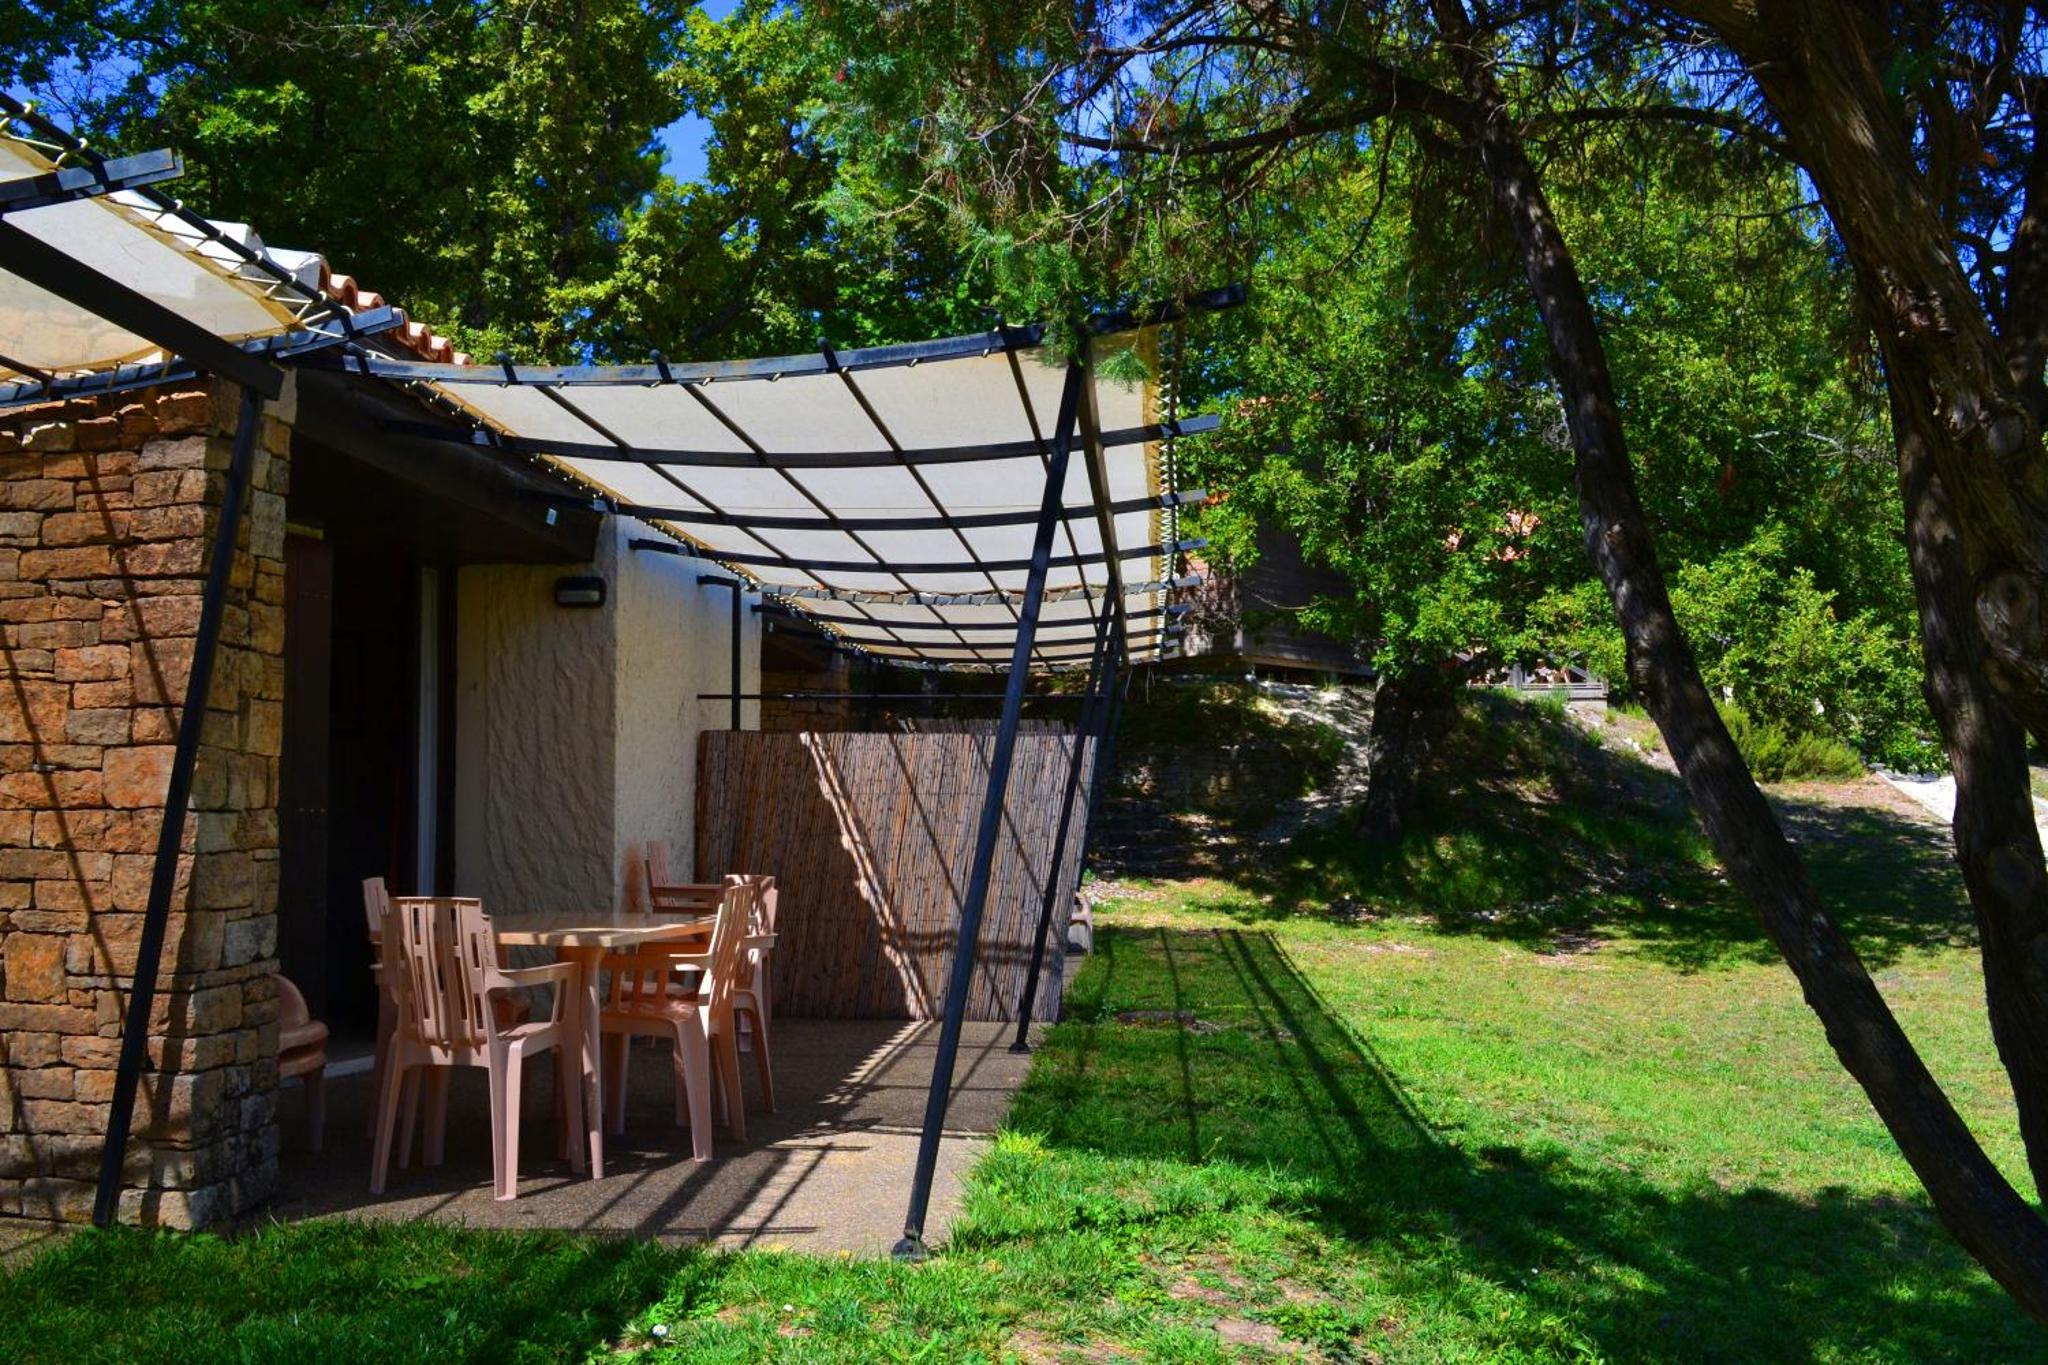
<box><xmin>1357</xmin><ymin>665</ymin><xmax>1459</xmax><ymax>841</ymax></box>
<box><xmin>1720</xmin><ymin>3</ymin><xmax>2048</xmax><ymax>746</ymax></box>
<box><xmin>1430</xmin><ymin>0</ymin><xmax>2048</xmax><ymax>1322</ymax></box>
<box><xmin>1894</xmin><ymin>383</ymin><xmax>2048</xmax><ymax>1201</ymax></box>
<box><xmin>1664</xmin><ymin>0</ymin><xmax>2048</xmax><ymax>1206</ymax></box>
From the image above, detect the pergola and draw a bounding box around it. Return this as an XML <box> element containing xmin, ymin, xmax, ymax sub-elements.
<box><xmin>0</xmin><ymin>96</ymin><xmax>1228</xmax><ymax>1255</ymax></box>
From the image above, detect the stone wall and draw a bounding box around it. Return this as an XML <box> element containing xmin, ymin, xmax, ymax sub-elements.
<box><xmin>759</xmin><ymin>632</ymin><xmax>853</xmax><ymax>733</ymax></box>
<box><xmin>0</xmin><ymin>382</ymin><xmax>288</xmax><ymax>1227</ymax></box>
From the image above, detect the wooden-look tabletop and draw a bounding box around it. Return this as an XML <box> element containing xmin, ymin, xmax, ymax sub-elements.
<box><xmin>490</xmin><ymin>910</ymin><xmax>713</xmax><ymax>949</ymax></box>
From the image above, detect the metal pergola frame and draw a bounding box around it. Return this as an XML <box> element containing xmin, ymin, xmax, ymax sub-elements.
<box><xmin>573</xmin><ymin>488</ymin><xmax>1203</xmax><ymax>533</ymax></box>
<box><xmin>632</xmin><ymin>533</ymin><xmax>1198</xmax><ymax>578</ymax></box>
<box><xmin>756</xmin><ymin>602</ymin><xmax>1192</xmax><ymax>633</ymax></box>
<box><xmin>380</xmin><ymin>413</ymin><xmax>1219</xmax><ymax>471</ymax></box>
<box><xmin>2</xmin><ymin>97</ymin><xmax>1228</xmax><ymax>1242</ymax></box>
<box><xmin>0</xmin><ymin>307</ymin><xmax>406</xmax><ymax>409</ymax></box>
<box><xmin>890</xmin><ymin>360</ymin><xmax>1083</xmax><ymax>1255</ymax></box>
<box><xmin>0</xmin><ymin>148</ymin><xmax>184</xmax><ymax>213</ymax></box>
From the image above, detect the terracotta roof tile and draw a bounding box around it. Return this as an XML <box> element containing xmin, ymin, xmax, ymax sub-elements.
<box><xmin>321</xmin><ymin>267</ymin><xmax>470</xmax><ymax>366</ymax></box>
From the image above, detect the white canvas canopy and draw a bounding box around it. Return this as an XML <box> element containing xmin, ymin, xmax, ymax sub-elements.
<box><xmin>363</xmin><ymin>322</ymin><xmax>1214</xmax><ymax>672</ymax></box>
<box><xmin>0</xmin><ymin>132</ymin><xmax>327</xmax><ymax>382</ymax></box>
<box><xmin>0</xmin><ymin>111</ymin><xmax>1216</xmax><ymax>674</ymax></box>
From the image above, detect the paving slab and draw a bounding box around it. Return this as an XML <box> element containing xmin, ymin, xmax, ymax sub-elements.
<box><xmin>267</xmin><ymin>1019</ymin><xmax>1035</xmax><ymax>1254</ymax></box>
<box><xmin>0</xmin><ymin>1219</ymin><xmax>71</xmax><ymax>1269</ymax></box>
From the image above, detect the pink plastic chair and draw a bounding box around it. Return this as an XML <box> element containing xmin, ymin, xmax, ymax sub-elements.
<box><xmin>273</xmin><ymin>973</ymin><xmax>329</xmax><ymax>1152</ymax></box>
<box><xmin>371</xmin><ymin>897</ymin><xmax>585</xmax><ymax>1201</ymax></box>
<box><xmin>598</xmin><ymin>881</ymin><xmax>753</xmax><ymax>1160</ymax></box>
<box><xmin>727</xmin><ymin>873</ymin><xmax>779</xmax><ymax>1113</ymax></box>
<box><xmin>362</xmin><ymin>877</ymin><xmax>399</xmax><ymax>1137</ymax></box>
<box><xmin>641</xmin><ymin>841</ymin><xmax>724</xmax><ymax>918</ymax></box>
<box><xmin>364</xmin><ymin>875</ymin><xmax>534</xmax><ymax>1154</ymax></box>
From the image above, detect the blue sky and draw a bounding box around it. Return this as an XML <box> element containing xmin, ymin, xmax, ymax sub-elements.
<box><xmin>657</xmin><ymin>0</ymin><xmax>744</xmax><ymax>184</ymax></box>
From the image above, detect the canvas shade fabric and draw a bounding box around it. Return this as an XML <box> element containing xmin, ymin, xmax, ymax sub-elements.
<box><xmin>403</xmin><ymin>326</ymin><xmax>1202</xmax><ymax>672</ymax></box>
<box><xmin>0</xmin><ymin>132</ymin><xmax>324</xmax><ymax>381</ymax></box>
<box><xmin>0</xmin><ymin>113</ymin><xmax>1206</xmax><ymax>671</ymax></box>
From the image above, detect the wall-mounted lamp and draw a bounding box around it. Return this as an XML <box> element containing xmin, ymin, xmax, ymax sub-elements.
<box><xmin>554</xmin><ymin>575</ymin><xmax>606</xmax><ymax>608</ymax></box>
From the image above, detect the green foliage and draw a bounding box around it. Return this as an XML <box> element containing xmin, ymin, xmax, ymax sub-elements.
<box><xmin>1249</xmin><ymin>693</ymin><xmax>1721</xmax><ymax>926</ymax></box>
<box><xmin>556</xmin><ymin>2</ymin><xmax>987</xmax><ymax>362</ymax></box>
<box><xmin>20</xmin><ymin>2</ymin><xmax>984</xmax><ymax>362</ymax></box>
<box><xmin>807</xmin><ymin>4</ymin><xmax>1936</xmax><ymax>771</ymax></box>
<box><xmin>1718</xmin><ymin>703</ymin><xmax>1867</xmax><ymax>783</ymax></box>
<box><xmin>1188</xmin><ymin>140</ymin><xmax>1571</xmax><ymax>679</ymax></box>
<box><xmin>1539</xmin><ymin>529</ymin><xmax>1940</xmax><ymax>770</ymax></box>
<box><xmin>1114</xmin><ymin>681</ymin><xmax>1348</xmax><ymax>812</ymax></box>
<box><xmin>20</xmin><ymin>0</ymin><xmax>685</xmax><ymax>358</ymax></box>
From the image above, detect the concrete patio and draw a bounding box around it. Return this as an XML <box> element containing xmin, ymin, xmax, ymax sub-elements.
<box><xmin>267</xmin><ymin>1019</ymin><xmax>1036</xmax><ymax>1254</ymax></box>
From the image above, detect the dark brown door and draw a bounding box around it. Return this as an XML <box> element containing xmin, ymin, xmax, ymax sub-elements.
<box><xmin>277</xmin><ymin>532</ymin><xmax>334</xmax><ymax>1017</ymax></box>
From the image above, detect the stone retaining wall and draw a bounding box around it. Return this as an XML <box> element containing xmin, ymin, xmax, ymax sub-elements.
<box><xmin>0</xmin><ymin>382</ymin><xmax>288</xmax><ymax>1227</ymax></box>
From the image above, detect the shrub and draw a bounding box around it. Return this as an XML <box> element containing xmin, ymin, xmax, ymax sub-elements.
<box><xmin>1534</xmin><ymin>527</ymin><xmax>1943</xmax><ymax>772</ymax></box>
<box><xmin>1718</xmin><ymin>703</ymin><xmax>1864</xmax><ymax>782</ymax></box>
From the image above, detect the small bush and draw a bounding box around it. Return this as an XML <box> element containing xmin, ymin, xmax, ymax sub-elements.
<box><xmin>1719</xmin><ymin>703</ymin><xmax>1864</xmax><ymax>782</ymax></box>
<box><xmin>1534</xmin><ymin>526</ymin><xmax>1942</xmax><ymax>771</ymax></box>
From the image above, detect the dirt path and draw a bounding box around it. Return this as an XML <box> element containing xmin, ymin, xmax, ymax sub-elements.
<box><xmin>1877</xmin><ymin>769</ymin><xmax>2048</xmax><ymax>844</ymax></box>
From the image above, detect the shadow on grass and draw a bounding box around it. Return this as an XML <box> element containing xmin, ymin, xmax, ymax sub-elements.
<box><xmin>987</xmin><ymin>925</ymin><xmax>2036</xmax><ymax>1362</ymax></box>
<box><xmin>1195</xmin><ymin>693</ymin><xmax>1973</xmax><ymax>972</ymax></box>
<box><xmin>0</xmin><ymin>1219</ymin><xmax>718</xmax><ymax>1363</ymax></box>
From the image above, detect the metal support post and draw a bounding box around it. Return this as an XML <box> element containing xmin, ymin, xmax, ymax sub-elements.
<box><xmin>93</xmin><ymin>385</ymin><xmax>265</xmax><ymax>1226</ymax></box>
<box><xmin>1009</xmin><ymin>612</ymin><xmax>1116</xmax><ymax>1050</ymax></box>
<box><xmin>894</xmin><ymin>362</ymin><xmax>1085</xmax><ymax>1259</ymax></box>
<box><xmin>698</xmin><ymin>575</ymin><xmax>743</xmax><ymax>730</ymax></box>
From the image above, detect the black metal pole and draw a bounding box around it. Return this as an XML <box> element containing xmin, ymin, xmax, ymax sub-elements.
<box><xmin>698</xmin><ymin>575</ymin><xmax>743</xmax><ymax>730</ymax></box>
<box><xmin>1009</xmin><ymin>613</ymin><xmax>1115</xmax><ymax>1050</ymax></box>
<box><xmin>894</xmin><ymin>361</ymin><xmax>1084</xmax><ymax>1259</ymax></box>
<box><xmin>93</xmin><ymin>385</ymin><xmax>264</xmax><ymax>1226</ymax></box>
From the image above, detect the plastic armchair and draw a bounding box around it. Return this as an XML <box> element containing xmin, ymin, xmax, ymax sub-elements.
<box><xmin>725</xmin><ymin>873</ymin><xmax>779</xmax><ymax>1112</ymax></box>
<box><xmin>273</xmin><ymin>972</ymin><xmax>329</xmax><ymax>1152</ymax></box>
<box><xmin>640</xmin><ymin>841</ymin><xmax>724</xmax><ymax>920</ymax></box>
<box><xmin>364</xmin><ymin>875</ymin><xmax>534</xmax><ymax>1152</ymax></box>
<box><xmin>597</xmin><ymin>881</ymin><xmax>753</xmax><ymax>1159</ymax></box>
<box><xmin>370</xmin><ymin>896</ymin><xmax>586</xmax><ymax>1201</ymax></box>
<box><xmin>361</xmin><ymin>877</ymin><xmax>398</xmax><ymax>1138</ymax></box>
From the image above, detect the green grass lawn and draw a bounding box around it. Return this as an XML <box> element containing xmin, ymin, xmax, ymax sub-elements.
<box><xmin>4</xmin><ymin>699</ymin><xmax>2042</xmax><ymax>1361</ymax></box>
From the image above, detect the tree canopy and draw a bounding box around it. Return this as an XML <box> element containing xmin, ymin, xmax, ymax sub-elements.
<box><xmin>800</xmin><ymin>0</ymin><xmax>2048</xmax><ymax>1317</ymax></box>
<box><xmin>10</xmin><ymin>0</ymin><xmax>982</xmax><ymax>358</ymax></box>
<box><xmin>19</xmin><ymin>0</ymin><xmax>2048</xmax><ymax>1321</ymax></box>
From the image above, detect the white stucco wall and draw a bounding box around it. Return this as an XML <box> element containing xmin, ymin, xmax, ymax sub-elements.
<box><xmin>452</xmin><ymin>555</ymin><xmax>618</xmax><ymax>917</ymax></box>
<box><xmin>608</xmin><ymin>519</ymin><xmax>760</xmax><ymax>897</ymax></box>
<box><xmin>453</xmin><ymin>521</ymin><xmax>761</xmax><ymax>917</ymax></box>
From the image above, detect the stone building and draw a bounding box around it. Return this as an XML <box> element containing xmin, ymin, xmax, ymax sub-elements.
<box><xmin>0</xmin><ymin>113</ymin><xmax>1194</xmax><ymax>1236</ymax></box>
<box><xmin>0</xmin><ymin>369</ymin><xmax>763</xmax><ymax>1228</ymax></box>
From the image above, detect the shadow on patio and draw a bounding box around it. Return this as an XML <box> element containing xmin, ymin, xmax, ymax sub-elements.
<box><xmin>268</xmin><ymin>1019</ymin><xmax>1033</xmax><ymax>1253</ymax></box>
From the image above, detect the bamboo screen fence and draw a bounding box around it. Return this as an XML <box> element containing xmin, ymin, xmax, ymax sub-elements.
<box><xmin>695</xmin><ymin>726</ymin><xmax>1095</xmax><ymax>1021</ymax></box>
